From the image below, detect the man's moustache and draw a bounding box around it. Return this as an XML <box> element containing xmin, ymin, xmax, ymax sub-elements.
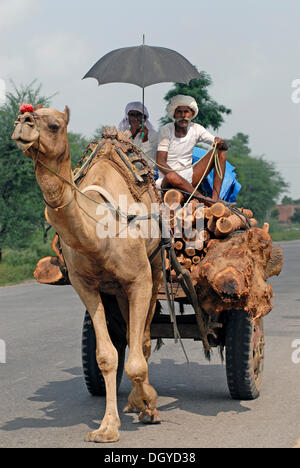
<box><xmin>175</xmin><ymin>118</ymin><xmax>191</xmax><ymax>123</ymax></box>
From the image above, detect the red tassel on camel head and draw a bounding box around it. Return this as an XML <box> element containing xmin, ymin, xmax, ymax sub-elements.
<box><xmin>20</xmin><ymin>103</ymin><xmax>34</xmax><ymax>114</ymax></box>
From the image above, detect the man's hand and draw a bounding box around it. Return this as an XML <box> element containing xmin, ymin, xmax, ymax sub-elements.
<box><xmin>139</xmin><ymin>124</ymin><xmax>148</xmax><ymax>142</ymax></box>
<box><xmin>130</xmin><ymin>121</ymin><xmax>149</xmax><ymax>142</ymax></box>
<box><xmin>214</xmin><ymin>137</ymin><xmax>228</xmax><ymax>150</ymax></box>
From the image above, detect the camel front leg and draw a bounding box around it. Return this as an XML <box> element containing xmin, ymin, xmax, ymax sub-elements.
<box><xmin>123</xmin><ymin>275</ymin><xmax>161</xmax><ymax>424</ymax></box>
<box><xmin>71</xmin><ymin>277</ymin><xmax>120</xmax><ymax>443</ymax></box>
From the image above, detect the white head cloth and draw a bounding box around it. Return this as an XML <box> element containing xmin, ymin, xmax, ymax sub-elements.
<box><xmin>118</xmin><ymin>101</ymin><xmax>155</xmax><ymax>133</ymax></box>
<box><xmin>167</xmin><ymin>94</ymin><xmax>199</xmax><ymax>121</ymax></box>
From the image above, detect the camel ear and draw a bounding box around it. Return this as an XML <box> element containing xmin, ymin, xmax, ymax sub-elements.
<box><xmin>63</xmin><ymin>106</ymin><xmax>70</xmax><ymax>125</ymax></box>
<box><xmin>35</xmin><ymin>104</ymin><xmax>43</xmax><ymax>110</ymax></box>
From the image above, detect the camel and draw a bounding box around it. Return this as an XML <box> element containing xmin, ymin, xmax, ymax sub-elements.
<box><xmin>12</xmin><ymin>105</ymin><xmax>163</xmax><ymax>443</ymax></box>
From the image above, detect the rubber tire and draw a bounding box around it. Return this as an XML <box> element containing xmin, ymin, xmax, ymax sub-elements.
<box><xmin>225</xmin><ymin>309</ymin><xmax>264</xmax><ymax>400</ymax></box>
<box><xmin>82</xmin><ymin>295</ymin><xmax>127</xmax><ymax>397</ymax></box>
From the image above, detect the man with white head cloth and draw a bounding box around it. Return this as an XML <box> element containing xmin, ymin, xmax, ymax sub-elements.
<box><xmin>119</xmin><ymin>101</ymin><xmax>158</xmax><ymax>167</ymax></box>
<box><xmin>156</xmin><ymin>94</ymin><xmax>227</xmax><ymax>202</ymax></box>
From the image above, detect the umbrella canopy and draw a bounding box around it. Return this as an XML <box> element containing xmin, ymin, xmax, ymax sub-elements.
<box><xmin>83</xmin><ymin>45</ymin><xmax>202</xmax><ymax>88</ymax></box>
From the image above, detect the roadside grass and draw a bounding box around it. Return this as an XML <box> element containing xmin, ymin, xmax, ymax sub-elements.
<box><xmin>0</xmin><ymin>230</ymin><xmax>53</xmax><ymax>286</ymax></box>
<box><xmin>268</xmin><ymin>220</ymin><xmax>300</xmax><ymax>242</ymax></box>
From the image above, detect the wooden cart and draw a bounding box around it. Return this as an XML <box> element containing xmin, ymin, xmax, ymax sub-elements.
<box><xmin>81</xmin><ymin>282</ymin><xmax>265</xmax><ymax>402</ymax></box>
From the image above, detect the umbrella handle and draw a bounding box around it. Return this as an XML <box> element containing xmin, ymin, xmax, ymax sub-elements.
<box><xmin>140</xmin><ymin>87</ymin><xmax>145</xmax><ymax>141</ymax></box>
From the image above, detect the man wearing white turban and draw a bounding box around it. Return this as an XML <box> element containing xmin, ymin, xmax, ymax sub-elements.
<box><xmin>118</xmin><ymin>102</ymin><xmax>158</xmax><ymax>167</ymax></box>
<box><xmin>156</xmin><ymin>94</ymin><xmax>227</xmax><ymax>201</ymax></box>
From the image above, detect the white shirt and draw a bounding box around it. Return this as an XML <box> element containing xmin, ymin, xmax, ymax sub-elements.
<box><xmin>155</xmin><ymin>122</ymin><xmax>215</xmax><ymax>187</ymax></box>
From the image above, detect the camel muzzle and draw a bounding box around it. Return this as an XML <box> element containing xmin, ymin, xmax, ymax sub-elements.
<box><xmin>11</xmin><ymin>112</ymin><xmax>40</xmax><ymax>152</ymax></box>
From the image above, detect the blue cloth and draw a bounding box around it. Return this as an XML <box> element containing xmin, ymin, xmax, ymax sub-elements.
<box><xmin>192</xmin><ymin>146</ymin><xmax>241</xmax><ymax>203</ymax></box>
<box><xmin>153</xmin><ymin>146</ymin><xmax>242</xmax><ymax>203</ymax></box>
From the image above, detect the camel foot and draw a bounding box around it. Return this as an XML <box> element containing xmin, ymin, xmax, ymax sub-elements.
<box><xmin>123</xmin><ymin>403</ymin><xmax>139</xmax><ymax>413</ymax></box>
<box><xmin>85</xmin><ymin>427</ymin><xmax>120</xmax><ymax>443</ymax></box>
<box><xmin>138</xmin><ymin>408</ymin><xmax>162</xmax><ymax>424</ymax></box>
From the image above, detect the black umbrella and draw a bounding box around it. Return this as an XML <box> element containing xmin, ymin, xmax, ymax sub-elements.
<box><xmin>83</xmin><ymin>38</ymin><xmax>201</xmax><ymax>125</ymax></box>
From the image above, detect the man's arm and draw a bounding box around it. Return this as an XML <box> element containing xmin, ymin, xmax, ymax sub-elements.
<box><xmin>196</xmin><ymin>125</ymin><xmax>228</xmax><ymax>150</ymax></box>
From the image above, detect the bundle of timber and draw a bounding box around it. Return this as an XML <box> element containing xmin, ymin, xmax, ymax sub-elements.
<box><xmin>163</xmin><ymin>189</ymin><xmax>284</xmax><ymax>319</ymax></box>
<box><xmin>163</xmin><ymin>189</ymin><xmax>257</xmax><ymax>285</ymax></box>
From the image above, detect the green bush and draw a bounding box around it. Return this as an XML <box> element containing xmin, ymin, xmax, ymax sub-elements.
<box><xmin>0</xmin><ymin>229</ymin><xmax>53</xmax><ymax>286</ymax></box>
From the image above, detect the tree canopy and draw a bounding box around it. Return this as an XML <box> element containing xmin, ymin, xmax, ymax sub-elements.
<box><xmin>160</xmin><ymin>71</ymin><xmax>231</xmax><ymax>130</ymax></box>
<box><xmin>0</xmin><ymin>81</ymin><xmax>54</xmax><ymax>251</ymax></box>
<box><xmin>227</xmin><ymin>133</ymin><xmax>289</xmax><ymax>222</ymax></box>
<box><xmin>0</xmin><ymin>82</ymin><xmax>89</xmax><ymax>253</ymax></box>
<box><xmin>281</xmin><ymin>195</ymin><xmax>300</xmax><ymax>205</ymax></box>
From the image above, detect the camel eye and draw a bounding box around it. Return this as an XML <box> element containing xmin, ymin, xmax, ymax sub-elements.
<box><xmin>49</xmin><ymin>123</ymin><xmax>59</xmax><ymax>132</ymax></box>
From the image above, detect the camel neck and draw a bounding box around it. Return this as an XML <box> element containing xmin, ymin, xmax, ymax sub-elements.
<box><xmin>34</xmin><ymin>147</ymin><xmax>99</xmax><ymax>253</ymax></box>
<box><xmin>34</xmin><ymin>149</ymin><xmax>74</xmax><ymax>211</ymax></box>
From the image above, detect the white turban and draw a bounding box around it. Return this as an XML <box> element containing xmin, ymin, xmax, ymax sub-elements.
<box><xmin>167</xmin><ymin>94</ymin><xmax>198</xmax><ymax>121</ymax></box>
<box><xmin>118</xmin><ymin>101</ymin><xmax>155</xmax><ymax>133</ymax></box>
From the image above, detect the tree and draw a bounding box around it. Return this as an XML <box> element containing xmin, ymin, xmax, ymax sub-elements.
<box><xmin>0</xmin><ymin>82</ymin><xmax>90</xmax><ymax>256</ymax></box>
<box><xmin>226</xmin><ymin>133</ymin><xmax>289</xmax><ymax>222</ymax></box>
<box><xmin>281</xmin><ymin>195</ymin><xmax>300</xmax><ymax>205</ymax></box>
<box><xmin>0</xmin><ymin>81</ymin><xmax>54</xmax><ymax>254</ymax></box>
<box><xmin>160</xmin><ymin>71</ymin><xmax>231</xmax><ymax>130</ymax></box>
<box><xmin>68</xmin><ymin>131</ymin><xmax>89</xmax><ymax>168</ymax></box>
<box><xmin>281</xmin><ymin>195</ymin><xmax>293</xmax><ymax>204</ymax></box>
<box><xmin>271</xmin><ymin>208</ymin><xmax>279</xmax><ymax>219</ymax></box>
<box><xmin>290</xmin><ymin>208</ymin><xmax>300</xmax><ymax>223</ymax></box>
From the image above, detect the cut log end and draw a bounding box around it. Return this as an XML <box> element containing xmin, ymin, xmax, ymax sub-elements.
<box><xmin>210</xmin><ymin>203</ymin><xmax>231</xmax><ymax>218</ymax></box>
<box><xmin>163</xmin><ymin>189</ymin><xmax>184</xmax><ymax>209</ymax></box>
<box><xmin>213</xmin><ymin>266</ymin><xmax>248</xmax><ymax>299</ymax></box>
<box><xmin>34</xmin><ymin>256</ymin><xmax>64</xmax><ymax>285</ymax></box>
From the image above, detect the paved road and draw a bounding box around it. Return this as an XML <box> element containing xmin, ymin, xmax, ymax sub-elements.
<box><xmin>0</xmin><ymin>241</ymin><xmax>299</xmax><ymax>448</ymax></box>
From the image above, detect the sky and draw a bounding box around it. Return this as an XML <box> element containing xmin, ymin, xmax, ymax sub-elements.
<box><xmin>0</xmin><ymin>0</ymin><xmax>299</xmax><ymax>199</ymax></box>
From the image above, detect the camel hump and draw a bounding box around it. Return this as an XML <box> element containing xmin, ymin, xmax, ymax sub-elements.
<box><xmin>73</xmin><ymin>126</ymin><xmax>161</xmax><ymax>204</ymax></box>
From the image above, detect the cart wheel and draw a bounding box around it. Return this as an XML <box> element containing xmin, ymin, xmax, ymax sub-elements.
<box><xmin>225</xmin><ymin>309</ymin><xmax>264</xmax><ymax>400</ymax></box>
<box><xmin>82</xmin><ymin>295</ymin><xmax>127</xmax><ymax>396</ymax></box>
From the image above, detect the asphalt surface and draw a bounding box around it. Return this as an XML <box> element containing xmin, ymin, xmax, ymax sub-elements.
<box><xmin>0</xmin><ymin>241</ymin><xmax>299</xmax><ymax>448</ymax></box>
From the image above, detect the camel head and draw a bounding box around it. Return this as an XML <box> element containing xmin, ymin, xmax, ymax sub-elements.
<box><xmin>11</xmin><ymin>104</ymin><xmax>70</xmax><ymax>160</ymax></box>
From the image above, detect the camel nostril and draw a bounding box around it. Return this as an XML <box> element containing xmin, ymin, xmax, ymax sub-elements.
<box><xmin>24</xmin><ymin>117</ymin><xmax>34</xmax><ymax>125</ymax></box>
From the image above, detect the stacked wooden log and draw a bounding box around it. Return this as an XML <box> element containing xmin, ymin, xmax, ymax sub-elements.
<box><xmin>163</xmin><ymin>189</ymin><xmax>259</xmax><ymax>285</ymax></box>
